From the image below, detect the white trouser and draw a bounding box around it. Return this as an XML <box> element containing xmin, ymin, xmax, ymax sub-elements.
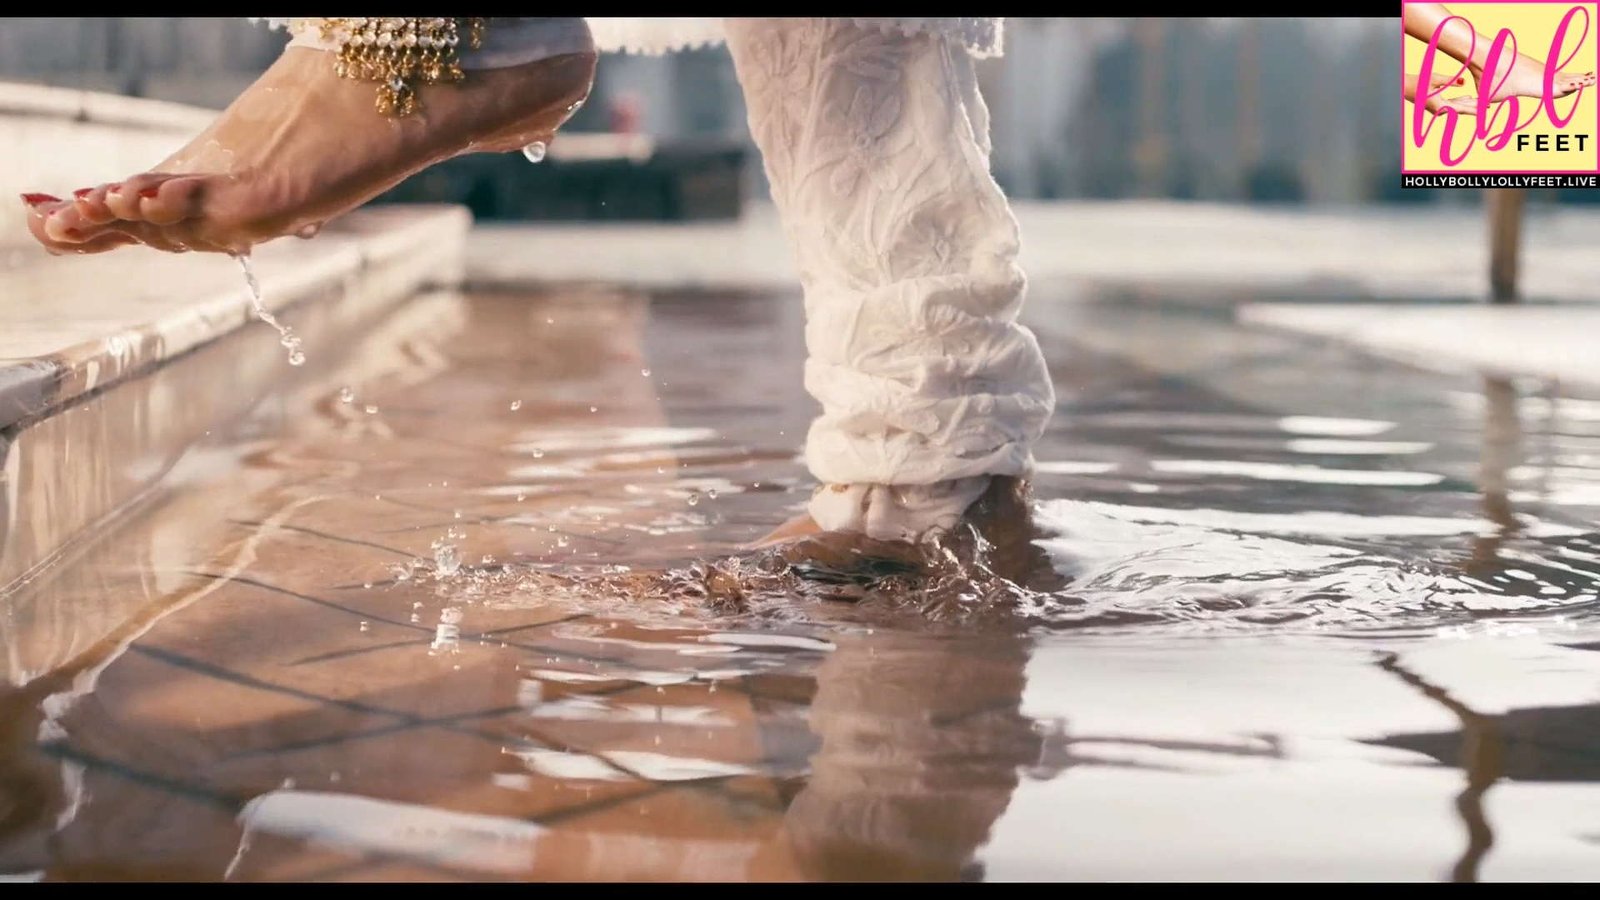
<box><xmin>723</xmin><ymin>18</ymin><xmax>1052</xmax><ymax>541</ymax></box>
<box><xmin>249</xmin><ymin>16</ymin><xmax>1054</xmax><ymax>542</ymax></box>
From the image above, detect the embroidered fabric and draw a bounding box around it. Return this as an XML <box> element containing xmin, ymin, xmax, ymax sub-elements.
<box><xmin>723</xmin><ymin>18</ymin><xmax>1052</xmax><ymax>542</ymax></box>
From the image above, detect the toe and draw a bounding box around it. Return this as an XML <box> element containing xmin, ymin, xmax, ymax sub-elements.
<box><xmin>39</xmin><ymin>201</ymin><xmax>94</xmax><ymax>243</ymax></box>
<box><xmin>102</xmin><ymin>181</ymin><xmax>142</xmax><ymax>220</ymax></box>
<box><xmin>73</xmin><ymin>184</ymin><xmax>119</xmax><ymax>225</ymax></box>
<box><xmin>137</xmin><ymin>175</ymin><xmax>204</xmax><ymax>227</ymax></box>
<box><xmin>26</xmin><ymin>206</ymin><xmax>128</xmax><ymax>253</ymax></box>
<box><xmin>51</xmin><ymin>230</ymin><xmax>141</xmax><ymax>256</ymax></box>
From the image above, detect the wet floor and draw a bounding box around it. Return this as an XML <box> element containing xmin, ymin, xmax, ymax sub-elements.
<box><xmin>4</xmin><ymin>283</ymin><xmax>1600</xmax><ymax>881</ymax></box>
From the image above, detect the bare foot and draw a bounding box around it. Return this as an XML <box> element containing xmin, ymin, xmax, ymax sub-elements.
<box><xmin>1472</xmin><ymin>52</ymin><xmax>1594</xmax><ymax>103</ymax></box>
<box><xmin>20</xmin><ymin>45</ymin><xmax>595</xmax><ymax>255</ymax></box>
<box><xmin>747</xmin><ymin>512</ymin><xmax>823</xmax><ymax>550</ymax></box>
<box><xmin>750</xmin><ymin>477</ymin><xmax>1066</xmax><ymax>592</ymax></box>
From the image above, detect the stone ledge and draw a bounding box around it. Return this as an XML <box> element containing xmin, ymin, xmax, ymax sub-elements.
<box><xmin>0</xmin><ymin>205</ymin><xmax>470</xmax><ymax>597</ymax></box>
<box><xmin>0</xmin><ymin>205</ymin><xmax>470</xmax><ymax>432</ymax></box>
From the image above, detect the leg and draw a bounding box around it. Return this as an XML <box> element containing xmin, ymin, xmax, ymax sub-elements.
<box><xmin>725</xmin><ymin>18</ymin><xmax>1054</xmax><ymax>545</ymax></box>
<box><xmin>20</xmin><ymin>18</ymin><xmax>597</xmax><ymax>255</ymax></box>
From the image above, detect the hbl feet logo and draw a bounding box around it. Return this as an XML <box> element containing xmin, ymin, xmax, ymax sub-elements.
<box><xmin>1401</xmin><ymin>1</ymin><xmax>1599</xmax><ymax>188</ymax></box>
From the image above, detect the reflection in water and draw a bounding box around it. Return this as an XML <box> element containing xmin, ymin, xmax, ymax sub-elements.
<box><xmin>1470</xmin><ymin>376</ymin><xmax>1523</xmax><ymax>573</ymax></box>
<box><xmin>777</xmin><ymin>631</ymin><xmax>1038</xmax><ymax>881</ymax></box>
<box><xmin>1375</xmin><ymin>654</ymin><xmax>1503</xmax><ymax>884</ymax></box>
<box><xmin>3</xmin><ymin>289</ymin><xmax>1600</xmax><ymax>879</ymax></box>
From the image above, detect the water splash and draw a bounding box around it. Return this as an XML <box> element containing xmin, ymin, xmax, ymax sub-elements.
<box><xmin>235</xmin><ymin>254</ymin><xmax>305</xmax><ymax>366</ymax></box>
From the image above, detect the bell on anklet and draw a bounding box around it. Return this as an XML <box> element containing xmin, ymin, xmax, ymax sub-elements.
<box><xmin>318</xmin><ymin>17</ymin><xmax>487</xmax><ymax>117</ymax></box>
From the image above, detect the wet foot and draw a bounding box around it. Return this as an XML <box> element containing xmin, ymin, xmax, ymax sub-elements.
<box><xmin>21</xmin><ymin>45</ymin><xmax>595</xmax><ymax>255</ymax></box>
<box><xmin>752</xmin><ymin>477</ymin><xmax>1064</xmax><ymax>591</ymax></box>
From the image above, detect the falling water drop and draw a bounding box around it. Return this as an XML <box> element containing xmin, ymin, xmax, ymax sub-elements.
<box><xmin>510</xmin><ymin>399</ymin><xmax>522</xmax><ymax>411</ymax></box>
<box><xmin>522</xmin><ymin>141</ymin><xmax>547</xmax><ymax>163</ymax></box>
<box><xmin>531</xmin><ymin>448</ymin><xmax>545</xmax><ymax>459</ymax></box>
<box><xmin>432</xmin><ymin>539</ymin><xmax>462</xmax><ymax>577</ymax></box>
<box><xmin>589</xmin><ymin>406</ymin><xmax>598</xmax><ymax>414</ymax></box>
<box><xmin>686</xmin><ymin>492</ymin><xmax>701</xmax><ymax>507</ymax></box>
<box><xmin>339</xmin><ymin>386</ymin><xmax>356</xmax><ymax>403</ymax></box>
<box><xmin>640</xmin><ymin>368</ymin><xmax>651</xmax><ymax>377</ymax></box>
<box><xmin>364</xmin><ymin>404</ymin><xmax>379</xmax><ymax>415</ymax></box>
<box><xmin>707</xmin><ymin>489</ymin><xmax>718</xmax><ymax>500</ymax></box>
<box><xmin>236</xmin><ymin>254</ymin><xmax>307</xmax><ymax>368</ymax></box>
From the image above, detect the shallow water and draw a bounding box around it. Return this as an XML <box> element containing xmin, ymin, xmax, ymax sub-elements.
<box><xmin>4</xmin><ymin>285</ymin><xmax>1600</xmax><ymax>881</ymax></box>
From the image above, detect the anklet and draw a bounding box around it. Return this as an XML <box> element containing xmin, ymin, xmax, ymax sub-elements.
<box><xmin>315</xmin><ymin>17</ymin><xmax>488</xmax><ymax>117</ymax></box>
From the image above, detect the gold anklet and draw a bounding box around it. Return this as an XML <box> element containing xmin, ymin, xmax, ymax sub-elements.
<box><xmin>316</xmin><ymin>17</ymin><xmax>487</xmax><ymax>117</ymax></box>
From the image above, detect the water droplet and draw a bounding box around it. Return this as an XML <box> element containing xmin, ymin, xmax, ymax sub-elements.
<box><xmin>522</xmin><ymin>140</ymin><xmax>547</xmax><ymax>163</ymax></box>
<box><xmin>509</xmin><ymin>399</ymin><xmax>522</xmax><ymax>411</ymax></box>
<box><xmin>295</xmin><ymin>222</ymin><xmax>322</xmax><ymax>239</ymax></box>
<box><xmin>556</xmin><ymin>534</ymin><xmax>571</xmax><ymax>548</ymax></box>
<box><xmin>686</xmin><ymin>492</ymin><xmax>701</xmax><ymax>507</ymax></box>
<box><xmin>589</xmin><ymin>406</ymin><xmax>598</xmax><ymax>413</ymax></box>
<box><xmin>515</xmin><ymin>491</ymin><xmax>527</xmax><ymax>502</ymax></box>
<box><xmin>236</xmin><ymin>254</ymin><xmax>308</xmax><ymax>368</ymax></box>
<box><xmin>545</xmin><ymin>317</ymin><xmax>555</xmax><ymax>325</ymax></box>
<box><xmin>453</xmin><ymin>510</ymin><xmax>463</xmax><ymax>520</ymax></box>
<box><xmin>358</xmin><ymin>621</ymin><xmax>370</xmax><ymax>632</ymax></box>
<box><xmin>339</xmin><ymin>386</ymin><xmax>355</xmax><ymax>403</ymax></box>
<box><xmin>640</xmin><ymin>368</ymin><xmax>651</xmax><ymax>377</ymax></box>
<box><xmin>531</xmin><ymin>448</ymin><xmax>545</xmax><ymax>459</ymax></box>
<box><xmin>432</xmin><ymin>539</ymin><xmax>462</xmax><ymax>577</ymax></box>
<box><xmin>707</xmin><ymin>489</ymin><xmax>718</xmax><ymax>500</ymax></box>
<box><xmin>362</xmin><ymin>582</ymin><xmax>373</xmax><ymax>590</ymax></box>
<box><xmin>364</xmin><ymin>404</ymin><xmax>379</xmax><ymax>415</ymax></box>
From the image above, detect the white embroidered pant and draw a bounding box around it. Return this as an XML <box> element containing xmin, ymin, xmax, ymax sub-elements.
<box><xmin>251</xmin><ymin>17</ymin><xmax>1055</xmax><ymax>542</ymax></box>
<box><xmin>723</xmin><ymin>19</ymin><xmax>1053</xmax><ymax>541</ymax></box>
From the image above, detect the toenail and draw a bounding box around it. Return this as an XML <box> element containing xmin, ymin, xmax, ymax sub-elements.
<box><xmin>138</xmin><ymin>187</ymin><xmax>160</xmax><ymax>199</ymax></box>
<box><xmin>73</xmin><ymin>188</ymin><xmax>92</xmax><ymax>199</ymax></box>
<box><xmin>20</xmin><ymin>193</ymin><xmax>60</xmax><ymax>206</ymax></box>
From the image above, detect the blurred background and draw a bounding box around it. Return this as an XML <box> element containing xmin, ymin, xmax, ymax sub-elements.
<box><xmin>8</xmin><ymin>16</ymin><xmax>1597</xmax><ymax>221</ymax></box>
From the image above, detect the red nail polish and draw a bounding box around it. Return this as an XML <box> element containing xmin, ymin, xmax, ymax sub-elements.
<box><xmin>73</xmin><ymin>188</ymin><xmax>93</xmax><ymax>199</ymax></box>
<box><xmin>20</xmin><ymin>193</ymin><xmax>61</xmax><ymax>205</ymax></box>
<box><xmin>138</xmin><ymin>187</ymin><xmax>160</xmax><ymax>199</ymax></box>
